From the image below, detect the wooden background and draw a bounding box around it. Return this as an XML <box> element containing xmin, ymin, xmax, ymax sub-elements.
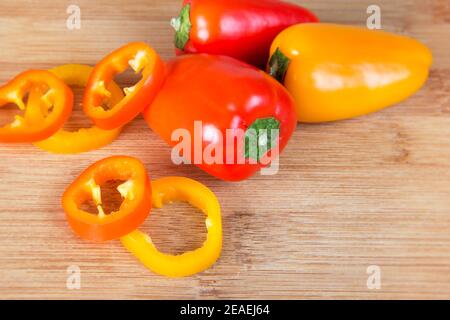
<box><xmin>0</xmin><ymin>0</ymin><xmax>449</xmax><ymax>300</ymax></box>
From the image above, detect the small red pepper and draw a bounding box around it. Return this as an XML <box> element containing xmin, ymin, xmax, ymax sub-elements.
<box><xmin>143</xmin><ymin>54</ymin><xmax>297</xmax><ymax>182</ymax></box>
<box><xmin>171</xmin><ymin>0</ymin><xmax>318</xmax><ymax>67</ymax></box>
<box><xmin>83</xmin><ymin>42</ymin><xmax>166</xmax><ymax>130</ymax></box>
<box><xmin>0</xmin><ymin>70</ymin><xmax>73</xmax><ymax>143</ymax></box>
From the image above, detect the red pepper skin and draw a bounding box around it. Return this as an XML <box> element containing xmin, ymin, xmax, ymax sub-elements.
<box><xmin>143</xmin><ymin>54</ymin><xmax>297</xmax><ymax>182</ymax></box>
<box><xmin>173</xmin><ymin>0</ymin><xmax>319</xmax><ymax>68</ymax></box>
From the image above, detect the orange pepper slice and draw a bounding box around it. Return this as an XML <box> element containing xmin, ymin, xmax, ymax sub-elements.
<box><xmin>83</xmin><ymin>42</ymin><xmax>166</xmax><ymax>130</ymax></box>
<box><xmin>0</xmin><ymin>70</ymin><xmax>73</xmax><ymax>143</ymax></box>
<box><xmin>62</xmin><ymin>156</ymin><xmax>152</xmax><ymax>242</ymax></box>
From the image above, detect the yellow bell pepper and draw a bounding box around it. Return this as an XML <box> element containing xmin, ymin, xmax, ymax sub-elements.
<box><xmin>268</xmin><ymin>23</ymin><xmax>433</xmax><ymax>123</ymax></box>
<box><xmin>120</xmin><ymin>177</ymin><xmax>223</xmax><ymax>278</ymax></box>
<box><xmin>34</xmin><ymin>64</ymin><xmax>123</xmax><ymax>154</ymax></box>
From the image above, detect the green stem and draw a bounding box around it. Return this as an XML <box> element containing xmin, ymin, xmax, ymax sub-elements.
<box><xmin>268</xmin><ymin>48</ymin><xmax>291</xmax><ymax>83</ymax></box>
<box><xmin>170</xmin><ymin>17</ymin><xmax>181</xmax><ymax>32</ymax></box>
<box><xmin>172</xmin><ymin>4</ymin><xmax>192</xmax><ymax>50</ymax></box>
<box><xmin>244</xmin><ymin>117</ymin><xmax>281</xmax><ymax>162</ymax></box>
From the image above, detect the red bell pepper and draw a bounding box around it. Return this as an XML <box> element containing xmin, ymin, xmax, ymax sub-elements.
<box><xmin>143</xmin><ymin>54</ymin><xmax>297</xmax><ymax>182</ymax></box>
<box><xmin>171</xmin><ymin>0</ymin><xmax>319</xmax><ymax>67</ymax></box>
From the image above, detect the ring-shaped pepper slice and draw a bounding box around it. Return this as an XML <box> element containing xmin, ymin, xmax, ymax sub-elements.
<box><xmin>34</xmin><ymin>64</ymin><xmax>123</xmax><ymax>154</ymax></box>
<box><xmin>120</xmin><ymin>177</ymin><xmax>223</xmax><ymax>278</ymax></box>
<box><xmin>83</xmin><ymin>42</ymin><xmax>166</xmax><ymax>130</ymax></box>
<box><xmin>62</xmin><ymin>156</ymin><xmax>152</xmax><ymax>242</ymax></box>
<box><xmin>0</xmin><ymin>70</ymin><xmax>73</xmax><ymax>143</ymax></box>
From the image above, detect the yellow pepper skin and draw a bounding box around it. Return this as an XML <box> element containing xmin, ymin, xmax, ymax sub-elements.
<box><xmin>34</xmin><ymin>64</ymin><xmax>123</xmax><ymax>154</ymax></box>
<box><xmin>268</xmin><ymin>23</ymin><xmax>433</xmax><ymax>123</ymax></box>
<box><xmin>121</xmin><ymin>177</ymin><xmax>223</xmax><ymax>278</ymax></box>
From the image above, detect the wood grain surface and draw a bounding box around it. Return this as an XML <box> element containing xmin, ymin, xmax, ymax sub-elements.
<box><xmin>0</xmin><ymin>0</ymin><xmax>449</xmax><ymax>300</ymax></box>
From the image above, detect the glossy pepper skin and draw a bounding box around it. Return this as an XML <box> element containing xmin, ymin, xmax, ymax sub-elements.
<box><xmin>62</xmin><ymin>156</ymin><xmax>152</xmax><ymax>242</ymax></box>
<box><xmin>121</xmin><ymin>177</ymin><xmax>222</xmax><ymax>278</ymax></box>
<box><xmin>172</xmin><ymin>0</ymin><xmax>318</xmax><ymax>68</ymax></box>
<box><xmin>0</xmin><ymin>70</ymin><xmax>73</xmax><ymax>143</ymax></box>
<box><xmin>143</xmin><ymin>54</ymin><xmax>297</xmax><ymax>182</ymax></box>
<box><xmin>268</xmin><ymin>23</ymin><xmax>433</xmax><ymax>123</ymax></box>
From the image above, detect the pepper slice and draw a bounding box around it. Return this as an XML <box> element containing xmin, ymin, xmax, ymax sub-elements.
<box><xmin>120</xmin><ymin>177</ymin><xmax>223</xmax><ymax>277</ymax></box>
<box><xmin>34</xmin><ymin>64</ymin><xmax>123</xmax><ymax>154</ymax></box>
<box><xmin>83</xmin><ymin>42</ymin><xmax>166</xmax><ymax>130</ymax></box>
<box><xmin>0</xmin><ymin>70</ymin><xmax>73</xmax><ymax>143</ymax></box>
<box><xmin>62</xmin><ymin>156</ymin><xmax>152</xmax><ymax>242</ymax></box>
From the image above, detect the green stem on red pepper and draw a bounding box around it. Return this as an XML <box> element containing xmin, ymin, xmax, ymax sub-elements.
<box><xmin>172</xmin><ymin>4</ymin><xmax>192</xmax><ymax>50</ymax></box>
<box><xmin>245</xmin><ymin>117</ymin><xmax>281</xmax><ymax>161</ymax></box>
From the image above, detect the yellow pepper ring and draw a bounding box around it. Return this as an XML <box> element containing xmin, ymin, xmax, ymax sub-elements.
<box><xmin>120</xmin><ymin>177</ymin><xmax>223</xmax><ymax>278</ymax></box>
<box><xmin>34</xmin><ymin>64</ymin><xmax>123</xmax><ymax>154</ymax></box>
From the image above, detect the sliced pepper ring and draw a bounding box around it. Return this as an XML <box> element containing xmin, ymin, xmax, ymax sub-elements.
<box><xmin>34</xmin><ymin>64</ymin><xmax>123</xmax><ymax>154</ymax></box>
<box><xmin>120</xmin><ymin>177</ymin><xmax>223</xmax><ymax>278</ymax></box>
<box><xmin>0</xmin><ymin>70</ymin><xmax>73</xmax><ymax>143</ymax></box>
<box><xmin>83</xmin><ymin>42</ymin><xmax>166</xmax><ymax>130</ymax></box>
<box><xmin>62</xmin><ymin>156</ymin><xmax>152</xmax><ymax>242</ymax></box>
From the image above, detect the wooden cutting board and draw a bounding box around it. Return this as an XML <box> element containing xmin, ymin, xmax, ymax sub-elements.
<box><xmin>0</xmin><ymin>0</ymin><xmax>449</xmax><ymax>299</ymax></box>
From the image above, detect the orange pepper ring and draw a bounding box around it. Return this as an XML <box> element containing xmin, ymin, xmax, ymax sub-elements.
<box><xmin>83</xmin><ymin>42</ymin><xmax>165</xmax><ymax>130</ymax></box>
<box><xmin>120</xmin><ymin>177</ymin><xmax>223</xmax><ymax>278</ymax></box>
<box><xmin>62</xmin><ymin>156</ymin><xmax>152</xmax><ymax>242</ymax></box>
<box><xmin>34</xmin><ymin>64</ymin><xmax>123</xmax><ymax>154</ymax></box>
<box><xmin>0</xmin><ymin>70</ymin><xmax>73</xmax><ymax>143</ymax></box>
